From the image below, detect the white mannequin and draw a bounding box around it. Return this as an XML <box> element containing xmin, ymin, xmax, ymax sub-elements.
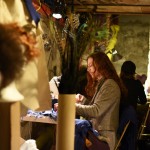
<box><xmin>20</xmin><ymin>139</ymin><xmax>39</xmax><ymax>150</ymax></box>
<box><xmin>0</xmin><ymin>81</ymin><xmax>24</xmax><ymax>102</ymax></box>
<box><xmin>0</xmin><ymin>72</ymin><xmax>24</xmax><ymax>102</ymax></box>
<box><xmin>49</xmin><ymin>76</ymin><xmax>61</xmax><ymax>98</ymax></box>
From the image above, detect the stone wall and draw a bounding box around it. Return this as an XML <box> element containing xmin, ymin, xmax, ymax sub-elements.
<box><xmin>44</xmin><ymin>14</ymin><xmax>150</xmax><ymax>80</ymax></box>
<box><xmin>114</xmin><ymin>15</ymin><xmax>150</xmax><ymax>76</ymax></box>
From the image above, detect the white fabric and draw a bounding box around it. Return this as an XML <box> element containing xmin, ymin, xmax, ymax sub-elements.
<box><xmin>49</xmin><ymin>76</ymin><xmax>60</xmax><ymax>96</ymax></box>
<box><xmin>16</xmin><ymin>59</ymin><xmax>39</xmax><ymax>110</ymax></box>
<box><xmin>0</xmin><ymin>81</ymin><xmax>24</xmax><ymax>102</ymax></box>
<box><xmin>0</xmin><ymin>1</ymin><xmax>51</xmax><ymax>111</ymax></box>
<box><xmin>0</xmin><ymin>0</ymin><xmax>28</xmax><ymax>26</ymax></box>
<box><xmin>20</xmin><ymin>139</ymin><xmax>39</xmax><ymax>150</ymax></box>
<box><xmin>0</xmin><ymin>0</ymin><xmax>12</xmax><ymax>23</ymax></box>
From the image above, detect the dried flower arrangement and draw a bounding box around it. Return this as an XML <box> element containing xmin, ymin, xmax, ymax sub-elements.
<box><xmin>54</xmin><ymin>13</ymin><xmax>110</xmax><ymax>94</ymax></box>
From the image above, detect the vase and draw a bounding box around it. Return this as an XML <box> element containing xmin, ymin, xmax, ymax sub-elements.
<box><xmin>56</xmin><ymin>94</ymin><xmax>76</xmax><ymax>150</ymax></box>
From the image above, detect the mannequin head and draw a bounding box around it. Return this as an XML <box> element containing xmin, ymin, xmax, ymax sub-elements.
<box><xmin>0</xmin><ymin>23</ymin><xmax>39</xmax><ymax>90</ymax></box>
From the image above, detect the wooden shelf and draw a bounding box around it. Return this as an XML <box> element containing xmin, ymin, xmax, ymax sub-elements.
<box><xmin>21</xmin><ymin>116</ymin><xmax>57</xmax><ymax>124</ymax></box>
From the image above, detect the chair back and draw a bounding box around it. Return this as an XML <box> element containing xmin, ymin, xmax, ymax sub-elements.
<box><xmin>115</xmin><ymin>105</ymin><xmax>138</xmax><ymax>150</ymax></box>
<box><xmin>114</xmin><ymin>121</ymin><xmax>130</xmax><ymax>150</ymax></box>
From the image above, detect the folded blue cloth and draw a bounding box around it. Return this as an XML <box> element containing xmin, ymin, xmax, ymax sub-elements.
<box><xmin>27</xmin><ymin>109</ymin><xmax>57</xmax><ymax>120</ymax></box>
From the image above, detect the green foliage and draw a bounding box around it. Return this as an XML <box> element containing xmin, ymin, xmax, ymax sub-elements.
<box><xmin>91</xmin><ymin>26</ymin><xmax>109</xmax><ymax>41</ymax></box>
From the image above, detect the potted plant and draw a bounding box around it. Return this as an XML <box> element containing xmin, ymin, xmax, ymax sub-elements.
<box><xmin>57</xmin><ymin>14</ymin><xmax>91</xmax><ymax>94</ymax></box>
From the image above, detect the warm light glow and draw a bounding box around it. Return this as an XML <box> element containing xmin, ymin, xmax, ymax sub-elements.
<box><xmin>112</xmin><ymin>49</ymin><xmax>117</xmax><ymax>55</ymax></box>
<box><xmin>110</xmin><ymin>49</ymin><xmax>123</xmax><ymax>62</ymax></box>
<box><xmin>52</xmin><ymin>13</ymin><xmax>62</xmax><ymax>19</ymax></box>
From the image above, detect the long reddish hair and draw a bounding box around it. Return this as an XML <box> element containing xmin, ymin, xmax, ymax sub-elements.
<box><xmin>85</xmin><ymin>72</ymin><xmax>95</xmax><ymax>99</ymax></box>
<box><xmin>85</xmin><ymin>51</ymin><xmax>127</xmax><ymax>100</ymax></box>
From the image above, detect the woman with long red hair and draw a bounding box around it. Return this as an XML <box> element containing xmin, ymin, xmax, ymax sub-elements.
<box><xmin>76</xmin><ymin>51</ymin><xmax>127</xmax><ymax>150</ymax></box>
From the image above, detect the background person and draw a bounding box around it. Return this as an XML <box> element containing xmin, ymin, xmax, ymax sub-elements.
<box><xmin>120</xmin><ymin>60</ymin><xmax>147</xmax><ymax>111</ymax></box>
<box><xmin>119</xmin><ymin>60</ymin><xmax>148</xmax><ymax>149</ymax></box>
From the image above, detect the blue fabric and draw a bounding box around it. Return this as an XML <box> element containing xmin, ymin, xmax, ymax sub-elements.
<box><xmin>75</xmin><ymin>119</ymin><xmax>96</xmax><ymax>150</ymax></box>
<box><xmin>24</xmin><ymin>0</ymin><xmax>40</xmax><ymax>25</ymax></box>
<box><xmin>27</xmin><ymin>109</ymin><xmax>57</xmax><ymax>120</ymax></box>
<box><xmin>118</xmin><ymin>105</ymin><xmax>138</xmax><ymax>150</ymax></box>
<box><xmin>49</xmin><ymin>109</ymin><xmax>57</xmax><ymax>120</ymax></box>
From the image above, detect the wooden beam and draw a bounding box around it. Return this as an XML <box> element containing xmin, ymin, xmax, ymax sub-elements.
<box><xmin>73</xmin><ymin>0</ymin><xmax>150</xmax><ymax>5</ymax></box>
<box><xmin>96</xmin><ymin>6</ymin><xmax>150</xmax><ymax>14</ymax></box>
<box><xmin>74</xmin><ymin>5</ymin><xmax>94</xmax><ymax>12</ymax></box>
<box><xmin>69</xmin><ymin>0</ymin><xmax>150</xmax><ymax>13</ymax></box>
<box><xmin>74</xmin><ymin>5</ymin><xmax>150</xmax><ymax>13</ymax></box>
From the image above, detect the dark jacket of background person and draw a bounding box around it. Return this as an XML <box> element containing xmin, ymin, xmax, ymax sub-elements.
<box><xmin>120</xmin><ymin>61</ymin><xmax>147</xmax><ymax>110</ymax></box>
<box><xmin>119</xmin><ymin>61</ymin><xmax>147</xmax><ymax>150</ymax></box>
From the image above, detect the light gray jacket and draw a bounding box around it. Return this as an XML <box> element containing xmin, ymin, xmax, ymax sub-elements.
<box><xmin>76</xmin><ymin>79</ymin><xmax>121</xmax><ymax>132</ymax></box>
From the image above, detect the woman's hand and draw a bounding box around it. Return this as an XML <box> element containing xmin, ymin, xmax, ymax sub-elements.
<box><xmin>54</xmin><ymin>94</ymin><xmax>84</xmax><ymax>111</ymax></box>
<box><xmin>75</xmin><ymin>94</ymin><xmax>84</xmax><ymax>103</ymax></box>
<box><xmin>54</xmin><ymin>103</ymin><xmax>58</xmax><ymax>111</ymax></box>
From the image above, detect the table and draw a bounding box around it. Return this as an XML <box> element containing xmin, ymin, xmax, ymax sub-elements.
<box><xmin>21</xmin><ymin>115</ymin><xmax>57</xmax><ymax>150</ymax></box>
<box><xmin>21</xmin><ymin>115</ymin><xmax>57</xmax><ymax>124</ymax></box>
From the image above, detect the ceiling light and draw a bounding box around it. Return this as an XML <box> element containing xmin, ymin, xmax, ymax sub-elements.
<box><xmin>52</xmin><ymin>0</ymin><xmax>65</xmax><ymax>19</ymax></box>
<box><xmin>52</xmin><ymin>13</ymin><xmax>62</xmax><ymax>19</ymax></box>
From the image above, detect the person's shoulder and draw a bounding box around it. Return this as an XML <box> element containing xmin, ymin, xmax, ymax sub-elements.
<box><xmin>104</xmin><ymin>79</ymin><xmax>119</xmax><ymax>87</ymax></box>
<box><xmin>133</xmin><ymin>79</ymin><xmax>145</xmax><ymax>89</ymax></box>
<box><xmin>105</xmin><ymin>78</ymin><xmax>117</xmax><ymax>84</ymax></box>
<box><xmin>102</xmin><ymin>79</ymin><xmax>121</xmax><ymax>94</ymax></box>
<box><xmin>135</xmin><ymin>79</ymin><xmax>143</xmax><ymax>85</ymax></box>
